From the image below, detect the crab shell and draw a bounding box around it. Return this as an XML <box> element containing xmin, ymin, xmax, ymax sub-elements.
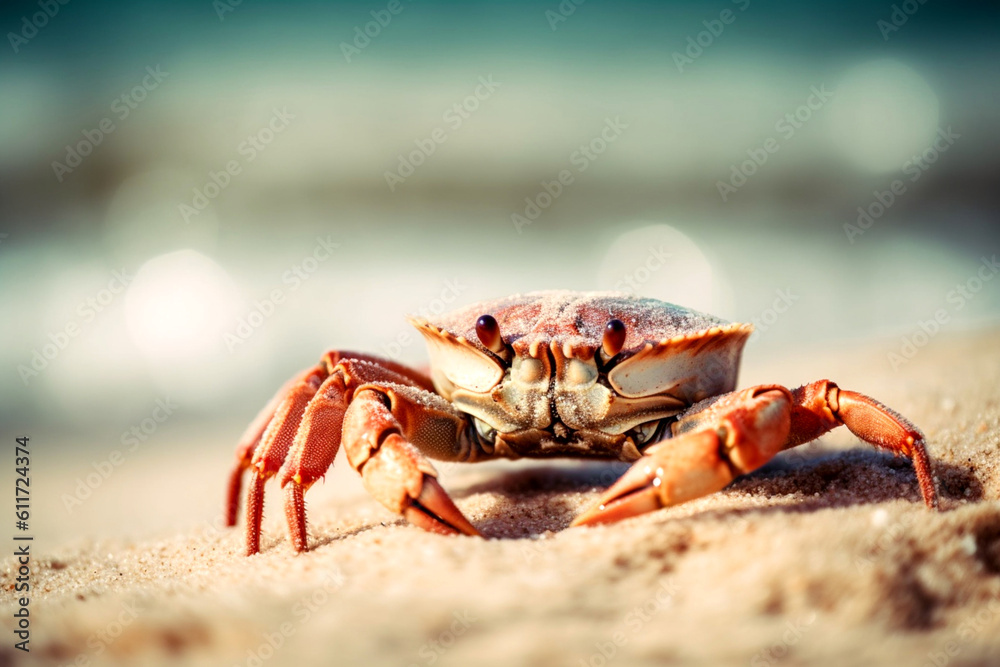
<box><xmin>407</xmin><ymin>291</ymin><xmax>753</xmax><ymax>460</ymax></box>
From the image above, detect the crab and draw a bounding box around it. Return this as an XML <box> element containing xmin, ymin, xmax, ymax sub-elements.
<box><xmin>225</xmin><ymin>290</ymin><xmax>938</xmax><ymax>555</ymax></box>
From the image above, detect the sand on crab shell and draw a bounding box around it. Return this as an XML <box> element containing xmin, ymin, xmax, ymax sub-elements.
<box><xmin>2</xmin><ymin>330</ymin><xmax>999</xmax><ymax>667</ymax></box>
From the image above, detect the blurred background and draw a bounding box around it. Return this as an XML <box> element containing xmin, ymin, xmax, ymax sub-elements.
<box><xmin>1</xmin><ymin>0</ymin><xmax>998</xmax><ymax>541</ymax></box>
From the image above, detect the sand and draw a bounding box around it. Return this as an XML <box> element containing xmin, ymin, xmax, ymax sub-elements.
<box><xmin>2</xmin><ymin>329</ymin><xmax>999</xmax><ymax>667</ymax></box>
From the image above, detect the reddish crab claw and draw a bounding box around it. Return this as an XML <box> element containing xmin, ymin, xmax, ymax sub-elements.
<box><xmin>225</xmin><ymin>291</ymin><xmax>938</xmax><ymax>555</ymax></box>
<box><xmin>572</xmin><ymin>431</ymin><xmax>725</xmax><ymax>526</ymax></box>
<box><xmin>403</xmin><ymin>472</ymin><xmax>480</xmax><ymax>536</ymax></box>
<box><xmin>573</xmin><ymin>382</ymin><xmax>938</xmax><ymax>527</ymax></box>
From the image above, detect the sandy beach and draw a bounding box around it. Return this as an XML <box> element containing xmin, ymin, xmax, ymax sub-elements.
<box><xmin>3</xmin><ymin>329</ymin><xmax>999</xmax><ymax>667</ymax></box>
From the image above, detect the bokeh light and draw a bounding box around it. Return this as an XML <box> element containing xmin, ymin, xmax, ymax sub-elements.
<box><xmin>597</xmin><ymin>224</ymin><xmax>734</xmax><ymax>317</ymax></box>
<box><xmin>0</xmin><ymin>0</ymin><xmax>997</xmax><ymax>430</ymax></box>
<box><xmin>124</xmin><ymin>249</ymin><xmax>241</xmax><ymax>365</ymax></box>
<box><xmin>828</xmin><ymin>59</ymin><xmax>940</xmax><ymax>173</ymax></box>
<box><xmin>125</xmin><ymin>250</ymin><xmax>243</xmax><ymax>399</ymax></box>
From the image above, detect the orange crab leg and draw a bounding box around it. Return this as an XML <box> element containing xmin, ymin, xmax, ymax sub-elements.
<box><xmin>226</xmin><ymin>352</ymin><xmax>430</xmax><ymax>544</ymax></box>
<box><xmin>277</xmin><ymin>371</ymin><xmax>350</xmax><ymax>552</ymax></box>
<box><xmin>573</xmin><ymin>380</ymin><xmax>937</xmax><ymax>526</ymax></box>
<box><xmin>225</xmin><ymin>369</ymin><xmax>316</xmax><ymax>527</ymax></box>
<box><xmin>230</xmin><ymin>351</ymin><xmax>478</xmax><ymax>555</ymax></box>
<box><xmin>785</xmin><ymin>380</ymin><xmax>937</xmax><ymax>509</ymax></box>
<box><xmin>244</xmin><ymin>368</ymin><xmax>327</xmax><ymax>555</ymax></box>
<box><xmin>279</xmin><ymin>358</ymin><xmax>476</xmax><ymax>551</ymax></box>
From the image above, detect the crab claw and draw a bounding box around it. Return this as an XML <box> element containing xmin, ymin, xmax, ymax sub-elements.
<box><xmin>404</xmin><ymin>475</ymin><xmax>481</xmax><ymax>537</ymax></box>
<box><xmin>355</xmin><ymin>428</ymin><xmax>481</xmax><ymax>538</ymax></box>
<box><xmin>571</xmin><ymin>430</ymin><xmax>734</xmax><ymax>527</ymax></box>
<box><xmin>573</xmin><ymin>387</ymin><xmax>794</xmax><ymax>527</ymax></box>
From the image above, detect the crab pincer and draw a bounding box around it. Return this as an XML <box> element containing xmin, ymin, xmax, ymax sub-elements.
<box><xmin>573</xmin><ymin>381</ymin><xmax>937</xmax><ymax>527</ymax></box>
<box><xmin>341</xmin><ymin>391</ymin><xmax>480</xmax><ymax>538</ymax></box>
<box><xmin>573</xmin><ymin>386</ymin><xmax>792</xmax><ymax>526</ymax></box>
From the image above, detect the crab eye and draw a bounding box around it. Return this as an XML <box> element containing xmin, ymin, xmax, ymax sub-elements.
<box><xmin>473</xmin><ymin>417</ymin><xmax>497</xmax><ymax>443</ymax></box>
<box><xmin>602</xmin><ymin>318</ymin><xmax>627</xmax><ymax>359</ymax></box>
<box><xmin>629</xmin><ymin>419</ymin><xmax>663</xmax><ymax>447</ymax></box>
<box><xmin>475</xmin><ymin>314</ymin><xmax>505</xmax><ymax>354</ymax></box>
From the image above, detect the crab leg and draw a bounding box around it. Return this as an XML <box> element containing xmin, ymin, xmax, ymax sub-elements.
<box><xmin>572</xmin><ymin>380</ymin><xmax>937</xmax><ymax>526</ymax></box>
<box><xmin>280</xmin><ymin>374</ymin><xmax>478</xmax><ymax>551</ymax></box>
<box><xmin>225</xmin><ymin>370</ymin><xmax>314</xmax><ymax>526</ymax></box>
<box><xmin>784</xmin><ymin>380</ymin><xmax>937</xmax><ymax>508</ymax></box>
<box><xmin>276</xmin><ymin>371</ymin><xmax>350</xmax><ymax>552</ymax></box>
<box><xmin>243</xmin><ymin>368</ymin><xmax>327</xmax><ymax>555</ymax></box>
<box><xmin>231</xmin><ymin>351</ymin><xmax>477</xmax><ymax>555</ymax></box>
<box><xmin>278</xmin><ymin>360</ymin><xmax>477</xmax><ymax>551</ymax></box>
<box><xmin>274</xmin><ymin>356</ymin><xmax>443</xmax><ymax>551</ymax></box>
<box><xmin>227</xmin><ymin>352</ymin><xmax>437</xmax><ymax>528</ymax></box>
